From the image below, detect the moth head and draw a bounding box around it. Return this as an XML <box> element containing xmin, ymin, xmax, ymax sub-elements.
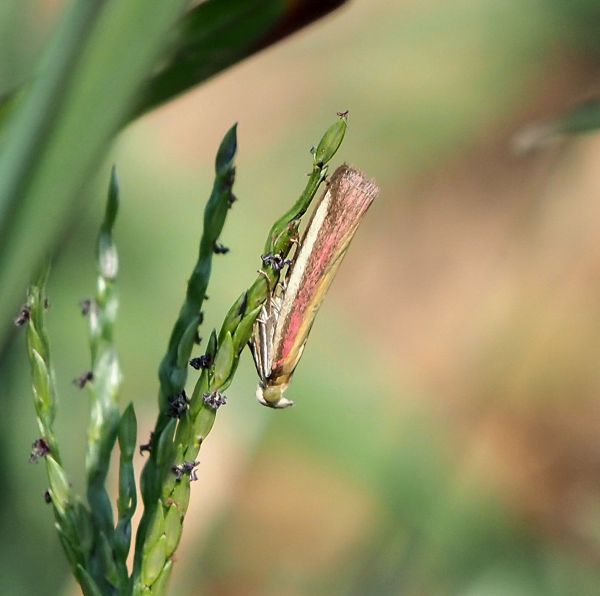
<box><xmin>256</xmin><ymin>382</ymin><xmax>294</xmax><ymax>409</ymax></box>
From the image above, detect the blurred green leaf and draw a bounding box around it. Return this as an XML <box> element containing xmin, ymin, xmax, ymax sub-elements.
<box><xmin>554</xmin><ymin>98</ymin><xmax>600</xmax><ymax>135</ymax></box>
<box><xmin>515</xmin><ymin>99</ymin><xmax>600</xmax><ymax>152</ymax></box>
<box><xmin>135</xmin><ymin>0</ymin><xmax>348</xmax><ymax>116</ymax></box>
<box><xmin>0</xmin><ymin>0</ymin><xmax>349</xmax><ymax>350</ymax></box>
<box><xmin>0</xmin><ymin>0</ymin><xmax>190</xmax><ymax>345</ymax></box>
<box><xmin>76</xmin><ymin>565</ymin><xmax>104</xmax><ymax>596</ymax></box>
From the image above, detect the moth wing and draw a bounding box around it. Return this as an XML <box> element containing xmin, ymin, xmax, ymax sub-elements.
<box><xmin>249</xmin><ymin>296</ymin><xmax>282</xmax><ymax>380</ymax></box>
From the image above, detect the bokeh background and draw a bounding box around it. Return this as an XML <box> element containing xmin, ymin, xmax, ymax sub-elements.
<box><xmin>3</xmin><ymin>1</ymin><xmax>600</xmax><ymax>594</ymax></box>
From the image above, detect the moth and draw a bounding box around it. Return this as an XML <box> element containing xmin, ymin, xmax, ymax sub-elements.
<box><xmin>250</xmin><ymin>164</ymin><xmax>380</xmax><ymax>408</ymax></box>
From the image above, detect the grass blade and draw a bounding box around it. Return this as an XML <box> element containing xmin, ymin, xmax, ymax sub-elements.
<box><xmin>0</xmin><ymin>0</ymin><xmax>189</xmax><ymax>345</ymax></box>
<box><xmin>132</xmin><ymin>0</ymin><xmax>349</xmax><ymax>117</ymax></box>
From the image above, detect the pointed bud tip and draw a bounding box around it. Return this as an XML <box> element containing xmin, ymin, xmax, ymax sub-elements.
<box><xmin>314</xmin><ymin>115</ymin><xmax>348</xmax><ymax>166</ymax></box>
<box><xmin>215</xmin><ymin>123</ymin><xmax>238</xmax><ymax>173</ymax></box>
<box><xmin>105</xmin><ymin>165</ymin><xmax>120</xmax><ymax>228</ymax></box>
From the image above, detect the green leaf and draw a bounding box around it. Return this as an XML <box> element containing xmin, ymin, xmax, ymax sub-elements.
<box><xmin>156</xmin><ymin>419</ymin><xmax>177</xmax><ymax>470</ymax></box>
<box><xmin>25</xmin><ymin>322</ymin><xmax>46</xmax><ymax>362</ymax></box>
<box><xmin>118</xmin><ymin>403</ymin><xmax>137</xmax><ymax>461</ymax></box>
<box><xmin>98</xmin><ymin>531</ymin><xmax>119</xmax><ymax>587</ymax></box>
<box><xmin>74</xmin><ymin>502</ymin><xmax>94</xmax><ymax>556</ymax></box>
<box><xmin>0</xmin><ymin>0</ymin><xmax>189</xmax><ymax>342</ymax></box>
<box><xmin>118</xmin><ymin>460</ymin><xmax>137</xmax><ymax>520</ymax></box>
<box><xmin>206</xmin><ymin>329</ymin><xmax>218</xmax><ymax>360</ymax></box>
<box><xmin>149</xmin><ymin>559</ymin><xmax>173</xmax><ymax>595</ymax></box>
<box><xmin>176</xmin><ymin>317</ymin><xmax>202</xmax><ymax>370</ymax></box>
<box><xmin>142</xmin><ymin>534</ymin><xmax>167</xmax><ymax>587</ymax></box>
<box><xmin>212</xmin><ymin>332</ymin><xmax>234</xmax><ymax>387</ymax></box>
<box><xmin>134</xmin><ymin>0</ymin><xmax>349</xmax><ymax>116</ymax></box>
<box><xmin>57</xmin><ymin>527</ymin><xmax>80</xmax><ymax>570</ymax></box>
<box><xmin>76</xmin><ymin>564</ymin><xmax>104</xmax><ymax>596</ymax></box>
<box><xmin>556</xmin><ymin>98</ymin><xmax>600</xmax><ymax>135</ymax></box>
<box><xmin>97</xmin><ymin>165</ymin><xmax>120</xmax><ymax>280</ymax></box>
<box><xmin>189</xmin><ymin>369</ymin><xmax>209</xmax><ymax>419</ymax></box>
<box><xmin>193</xmin><ymin>405</ymin><xmax>217</xmax><ymax>441</ymax></box>
<box><xmin>232</xmin><ymin>303</ymin><xmax>263</xmax><ymax>352</ymax></box>
<box><xmin>515</xmin><ymin>99</ymin><xmax>600</xmax><ymax>152</ymax></box>
<box><xmin>170</xmin><ymin>476</ymin><xmax>191</xmax><ymax>512</ymax></box>
<box><xmin>105</xmin><ymin>165</ymin><xmax>119</xmax><ymax>229</ymax></box>
<box><xmin>143</xmin><ymin>504</ymin><xmax>165</xmax><ymax>554</ymax></box>
<box><xmin>218</xmin><ymin>291</ymin><xmax>247</xmax><ymax>345</ymax></box>
<box><xmin>46</xmin><ymin>456</ymin><xmax>70</xmax><ymax>515</ymax></box>
<box><xmin>215</xmin><ymin>121</ymin><xmax>238</xmax><ymax>174</ymax></box>
<box><xmin>164</xmin><ymin>504</ymin><xmax>183</xmax><ymax>556</ymax></box>
<box><xmin>30</xmin><ymin>350</ymin><xmax>51</xmax><ymax>417</ymax></box>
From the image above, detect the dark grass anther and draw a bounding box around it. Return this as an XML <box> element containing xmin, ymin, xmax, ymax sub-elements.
<box><xmin>261</xmin><ymin>253</ymin><xmax>293</xmax><ymax>272</ymax></box>
<box><xmin>139</xmin><ymin>432</ymin><xmax>154</xmax><ymax>456</ymax></box>
<box><xmin>202</xmin><ymin>391</ymin><xmax>227</xmax><ymax>411</ymax></box>
<box><xmin>79</xmin><ymin>299</ymin><xmax>92</xmax><ymax>316</ymax></box>
<box><xmin>171</xmin><ymin>460</ymin><xmax>199</xmax><ymax>482</ymax></box>
<box><xmin>14</xmin><ymin>304</ymin><xmax>31</xmax><ymax>327</ymax></box>
<box><xmin>224</xmin><ymin>168</ymin><xmax>235</xmax><ymax>188</ymax></box>
<box><xmin>167</xmin><ymin>390</ymin><xmax>189</xmax><ymax>418</ymax></box>
<box><xmin>213</xmin><ymin>242</ymin><xmax>230</xmax><ymax>255</ymax></box>
<box><xmin>43</xmin><ymin>297</ymin><xmax>50</xmax><ymax>310</ymax></box>
<box><xmin>29</xmin><ymin>438</ymin><xmax>50</xmax><ymax>463</ymax></box>
<box><xmin>43</xmin><ymin>490</ymin><xmax>52</xmax><ymax>504</ymax></box>
<box><xmin>73</xmin><ymin>371</ymin><xmax>93</xmax><ymax>389</ymax></box>
<box><xmin>189</xmin><ymin>355</ymin><xmax>212</xmax><ymax>370</ymax></box>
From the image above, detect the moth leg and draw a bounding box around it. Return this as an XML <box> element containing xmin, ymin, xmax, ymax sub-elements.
<box><xmin>256</xmin><ymin>268</ymin><xmax>273</xmax><ymax>295</ymax></box>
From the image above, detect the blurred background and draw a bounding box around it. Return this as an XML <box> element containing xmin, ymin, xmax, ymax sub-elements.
<box><xmin>3</xmin><ymin>0</ymin><xmax>600</xmax><ymax>594</ymax></box>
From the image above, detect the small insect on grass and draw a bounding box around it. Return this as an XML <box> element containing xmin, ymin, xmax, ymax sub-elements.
<box><xmin>250</xmin><ymin>164</ymin><xmax>380</xmax><ymax>408</ymax></box>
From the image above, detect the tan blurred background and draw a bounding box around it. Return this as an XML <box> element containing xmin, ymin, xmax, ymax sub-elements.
<box><xmin>2</xmin><ymin>0</ymin><xmax>600</xmax><ymax>594</ymax></box>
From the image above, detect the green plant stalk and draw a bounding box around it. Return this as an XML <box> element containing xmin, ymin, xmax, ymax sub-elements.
<box><xmin>25</xmin><ymin>271</ymin><xmax>101</xmax><ymax>595</ymax></box>
<box><xmin>133</xmin><ymin>124</ymin><xmax>238</xmax><ymax>589</ymax></box>
<box><xmin>84</xmin><ymin>167</ymin><xmax>132</xmax><ymax>592</ymax></box>
<box><xmin>86</xmin><ymin>166</ymin><xmax>121</xmax><ymax>521</ymax></box>
<box><xmin>134</xmin><ymin>115</ymin><xmax>347</xmax><ymax>593</ymax></box>
<box><xmin>264</xmin><ymin>114</ymin><xmax>347</xmax><ymax>256</ymax></box>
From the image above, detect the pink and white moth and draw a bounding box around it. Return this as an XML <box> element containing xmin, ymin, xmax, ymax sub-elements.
<box><xmin>250</xmin><ymin>164</ymin><xmax>380</xmax><ymax>408</ymax></box>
